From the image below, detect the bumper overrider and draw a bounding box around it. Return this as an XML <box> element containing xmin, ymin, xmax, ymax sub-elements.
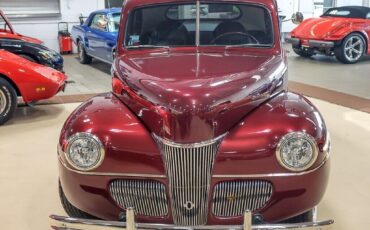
<box><xmin>49</xmin><ymin>209</ymin><xmax>334</xmax><ymax>230</ymax></box>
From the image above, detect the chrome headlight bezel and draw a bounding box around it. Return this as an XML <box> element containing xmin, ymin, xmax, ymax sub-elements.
<box><xmin>276</xmin><ymin>132</ymin><xmax>319</xmax><ymax>172</ymax></box>
<box><xmin>65</xmin><ymin>132</ymin><xmax>105</xmax><ymax>171</ymax></box>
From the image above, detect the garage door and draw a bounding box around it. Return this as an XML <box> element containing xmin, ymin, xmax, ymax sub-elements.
<box><xmin>0</xmin><ymin>0</ymin><xmax>60</xmax><ymax>18</ymax></box>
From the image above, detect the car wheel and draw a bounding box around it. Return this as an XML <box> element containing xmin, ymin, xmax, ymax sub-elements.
<box><xmin>59</xmin><ymin>180</ymin><xmax>96</xmax><ymax>219</ymax></box>
<box><xmin>0</xmin><ymin>78</ymin><xmax>17</xmax><ymax>125</ymax></box>
<box><xmin>282</xmin><ymin>208</ymin><xmax>316</xmax><ymax>223</ymax></box>
<box><xmin>335</xmin><ymin>33</ymin><xmax>365</xmax><ymax>64</ymax></box>
<box><xmin>292</xmin><ymin>46</ymin><xmax>314</xmax><ymax>58</ymax></box>
<box><xmin>77</xmin><ymin>41</ymin><xmax>92</xmax><ymax>64</ymax></box>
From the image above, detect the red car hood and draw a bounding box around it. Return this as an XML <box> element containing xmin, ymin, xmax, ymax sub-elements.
<box><xmin>0</xmin><ymin>31</ymin><xmax>43</xmax><ymax>44</ymax></box>
<box><xmin>291</xmin><ymin>17</ymin><xmax>349</xmax><ymax>39</ymax></box>
<box><xmin>115</xmin><ymin>50</ymin><xmax>286</xmax><ymax>143</ymax></box>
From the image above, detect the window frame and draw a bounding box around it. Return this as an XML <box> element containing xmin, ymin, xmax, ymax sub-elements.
<box><xmin>123</xmin><ymin>1</ymin><xmax>274</xmax><ymax>49</ymax></box>
<box><xmin>90</xmin><ymin>13</ymin><xmax>110</xmax><ymax>32</ymax></box>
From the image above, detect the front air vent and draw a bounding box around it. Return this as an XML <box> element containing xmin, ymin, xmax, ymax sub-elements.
<box><xmin>109</xmin><ymin>179</ymin><xmax>168</xmax><ymax>217</ymax></box>
<box><xmin>212</xmin><ymin>180</ymin><xmax>273</xmax><ymax>217</ymax></box>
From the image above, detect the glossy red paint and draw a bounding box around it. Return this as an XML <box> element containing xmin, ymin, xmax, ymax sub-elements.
<box><xmin>59</xmin><ymin>92</ymin><xmax>330</xmax><ymax>223</ymax></box>
<box><xmin>113</xmin><ymin>49</ymin><xmax>286</xmax><ymax>143</ymax></box>
<box><xmin>0</xmin><ymin>50</ymin><xmax>67</xmax><ymax>102</ymax></box>
<box><xmin>0</xmin><ymin>10</ymin><xmax>43</xmax><ymax>44</ymax></box>
<box><xmin>291</xmin><ymin>15</ymin><xmax>370</xmax><ymax>54</ymax></box>
<box><xmin>58</xmin><ymin>0</ymin><xmax>331</xmax><ymax>225</ymax></box>
<box><xmin>114</xmin><ymin>0</ymin><xmax>284</xmax><ymax>143</ymax></box>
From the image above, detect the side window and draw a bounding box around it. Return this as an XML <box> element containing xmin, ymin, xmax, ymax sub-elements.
<box><xmin>90</xmin><ymin>14</ymin><xmax>109</xmax><ymax>31</ymax></box>
<box><xmin>367</xmin><ymin>12</ymin><xmax>370</xmax><ymax>19</ymax></box>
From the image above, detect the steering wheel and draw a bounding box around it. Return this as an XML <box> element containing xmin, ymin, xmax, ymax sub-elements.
<box><xmin>211</xmin><ymin>32</ymin><xmax>259</xmax><ymax>45</ymax></box>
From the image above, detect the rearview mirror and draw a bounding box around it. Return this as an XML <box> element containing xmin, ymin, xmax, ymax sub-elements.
<box><xmin>292</xmin><ymin>12</ymin><xmax>304</xmax><ymax>24</ymax></box>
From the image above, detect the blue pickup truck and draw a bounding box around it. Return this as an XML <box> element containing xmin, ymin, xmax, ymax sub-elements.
<box><xmin>71</xmin><ymin>8</ymin><xmax>121</xmax><ymax>65</ymax></box>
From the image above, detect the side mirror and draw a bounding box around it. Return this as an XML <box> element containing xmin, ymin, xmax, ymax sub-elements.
<box><xmin>292</xmin><ymin>12</ymin><xmax>304</xmax><ymax>24</ymax></box>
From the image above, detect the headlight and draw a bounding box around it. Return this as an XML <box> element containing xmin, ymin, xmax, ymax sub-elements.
<box><xmin>276</xmin><ymin>132</ymin><xmax>318</xmax><ymax>172</ymax></box>
<box><xmin>65</xmin><ymin>133</ymin><xmax>105</xmax><ymax>171</ymax></box>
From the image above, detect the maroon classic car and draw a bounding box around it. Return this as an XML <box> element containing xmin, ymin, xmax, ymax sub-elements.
<box><xmin>51</xmin><ymin>0</ymin><xmax>333</xmax><ymax>229</ymax></box>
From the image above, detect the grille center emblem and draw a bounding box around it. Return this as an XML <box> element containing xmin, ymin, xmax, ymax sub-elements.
<box><xmin>184</xmin><ymin>201</ymin><xmax>195</xmax><ymax>211</ymax></box>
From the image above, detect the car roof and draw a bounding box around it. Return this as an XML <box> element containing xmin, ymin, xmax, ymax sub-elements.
<box><xmin>92</xmin><ymin>7</ymin><xmax>122</xmax><ymax>14</ymax></box>
<box><xmin>325</xmin><ymin>6</ymin><xmax>370</xmax><ymax>18</ymax></box>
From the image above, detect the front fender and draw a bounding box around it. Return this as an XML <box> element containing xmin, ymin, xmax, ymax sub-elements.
<box><xmin>59</xmin><ymin>93</ymin><xmax>166</xmax><ymax>175</ymax></box>
<box><xmin>215</xmin><ymin>92</ymin><xmax>328</xmax><ymax>175</ymax></box>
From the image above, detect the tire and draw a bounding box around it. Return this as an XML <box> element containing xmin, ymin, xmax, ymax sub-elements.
<box><xmin>77</xmin><ymin>41</ymin><xmax>92</xmax><ymax>64</ymax></box>
<box><xmin>293</xmin><ymin>46</ymin><xmax>314</xmax><ymax>58</ymax></box>
<box><xmin>282</xmin><ymin>208</ymin><xmax>316</xmax><ymax>224</ymax></box>
<box><xmin>335</xmin><ymin>33</ymin><xmax>365</xmax><ymax>64</ymax></box>
<box><xmin>59</xmin><ymin>180</ymin><xmax>95</xmax><ymax>219</ymax></box>
<box><xmin>0</xmin><ymin>78</ymin><xmax>17</xmax><ymax>125</ymax></box>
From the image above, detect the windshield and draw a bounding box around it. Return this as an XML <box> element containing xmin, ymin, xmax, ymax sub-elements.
<box><xmin>109</xmin><ymin>13</ymin><xmax>121</xmax><ymax>32</ymax></box>
<box><xmin>125</xmin><ymin>3</ymin><xmax>273</xmax><ymax>48</ymax></box>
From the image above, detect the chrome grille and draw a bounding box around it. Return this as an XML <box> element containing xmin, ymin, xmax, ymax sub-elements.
<box><xmin>212</xmin><ymin>180</ymin><xmax>273</xmax><ymax>217</ymax></box>
<box><xmin>109</xmin><ymin>180</ymin><xmax>168</xmax><ymax>217</ymax></box>
<box><xmin>154</xmin><ymin>134</ymin><xmax>225</xmax><ymax>226</ymax></box>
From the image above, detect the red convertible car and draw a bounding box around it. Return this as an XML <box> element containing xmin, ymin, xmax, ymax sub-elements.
<box><xmin>0</xmin><ymin>50</ymin><xmax>67</xmax><ymax>125</ymax></box>
<box><xmin>287</xmin><ymin>6</ymin><xmax>370</xmax><ymax>64</ymax></box>
<box><xmin>51</xmin><ymin>0</ymin><xmax>333</xmax><ymax>229</ymax></box>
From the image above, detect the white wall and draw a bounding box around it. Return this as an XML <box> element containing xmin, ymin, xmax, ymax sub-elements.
<box><xmin>277</xmin><ymin>0</ymin><xmax>315</xmax><ymax>33</ymax></box>
<box><xmin>336</xmin><ymin>0</ymin><xmax>363</xmax><ymax>6</ymax></box>
<box><xmin>9</xmin><ymin>0</ymin><xmax>105</xmax><ymax>52</ymax></box>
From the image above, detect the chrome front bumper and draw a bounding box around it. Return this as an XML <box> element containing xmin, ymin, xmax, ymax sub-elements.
<box><xmin>50</xmin><ymin>208</ymin><xmax>334</xmax><ymax>230</ymax></box>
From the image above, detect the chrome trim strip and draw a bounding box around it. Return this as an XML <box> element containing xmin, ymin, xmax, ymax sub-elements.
<box><xmin>58</xmin><ymin>154</ymin><xmax>166</xmax><ymax>178</ymax></box>
<box><xmin>50</xmin><ymin>209</ymin><xmax>335</xmax><ymax>230</ymax></box>
<box><xmin>152</xmin><ymin>133</ymin><xmax>228</xmax><ymax>148</ymax></box>
<box><xmin>195</xmin><ymin>0</ymin><xmax>200</xmax><ymax>47</ymax></box>
<box><xmin>212</xmin><ymin>153</ymin><xmax>330</xmax><ymax>178</ymax></box>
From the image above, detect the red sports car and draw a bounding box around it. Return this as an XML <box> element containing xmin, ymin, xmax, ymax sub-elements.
<box><xmin>0</xmin><ymin>9</ymin><xmax>43</xmax><ymax>44</ymax></box>
<box><xmin>51</xmin><ymin>0</ymin><xmax>333</xmax><ymax>229</ymax></box>
<box><xmin>0</xmin><ymin>50</ymin><xmax>67</xmax><ymax>125</ymax></box>
<box><xmin>287</xmin><ymin>6</ymin><xmax>370</xmax><ymax>64</ymax></box>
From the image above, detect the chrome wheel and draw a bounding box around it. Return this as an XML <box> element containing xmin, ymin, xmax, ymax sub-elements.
<box><xmin>344</xmin><ymin>35</ymin><xmax>364</xmax><ymax>62</ymax></box>
<box><xmin>0</xmin><ymin>89</ymin><xmax>7</xmax><ymax>114</ymax></box>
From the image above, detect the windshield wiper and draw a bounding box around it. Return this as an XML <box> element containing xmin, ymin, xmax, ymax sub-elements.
<box><xmin>127</xmin><ymin>45</ymin><xmax>170</xmax><ymax>50</ymax></box>
<box><xmin>225</xmin><ymin>44</ymin><xmax>272</xmax><ymax>49</ymax></box>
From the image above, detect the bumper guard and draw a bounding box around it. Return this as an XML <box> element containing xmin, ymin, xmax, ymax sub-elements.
<box><xmin>50</xmin><ymin>208</ymin><xmax>334</xmax><ymax>230</ymax></box>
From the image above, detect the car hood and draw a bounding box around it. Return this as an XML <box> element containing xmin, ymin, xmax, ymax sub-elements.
<box><xmin>0</xmin><ymin>50</ymin><xmax>66</xmax><ymax>83</ymax></box>
<box><xmin>291</xmin><ymin>17</ymin><xmax>349</xmax><ymax>39</ymax></box>
<box><xmin>0</xmin><ymin>32</ymin><xmax>43</xmax><ymax>44</ymax></box>
<box><xmin>114</xmin><ymin>50</ymin><xmax>287</xmax><ymax>143</ymax></box>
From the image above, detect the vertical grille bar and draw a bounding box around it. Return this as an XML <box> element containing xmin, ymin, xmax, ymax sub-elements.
<box><xmin>154</xmin><ymin>134</ymin><xmax>225</xmax><ymax>226</ymax></box>
<box><xmin>212</xmin><ymin>180</ymin><xmax>273</xmax><ymax>217</ymax></box>
<box><xmin>109</xmin><ymin>180</ymin><xmax>168</xmax><ymax>217</ymax></box>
